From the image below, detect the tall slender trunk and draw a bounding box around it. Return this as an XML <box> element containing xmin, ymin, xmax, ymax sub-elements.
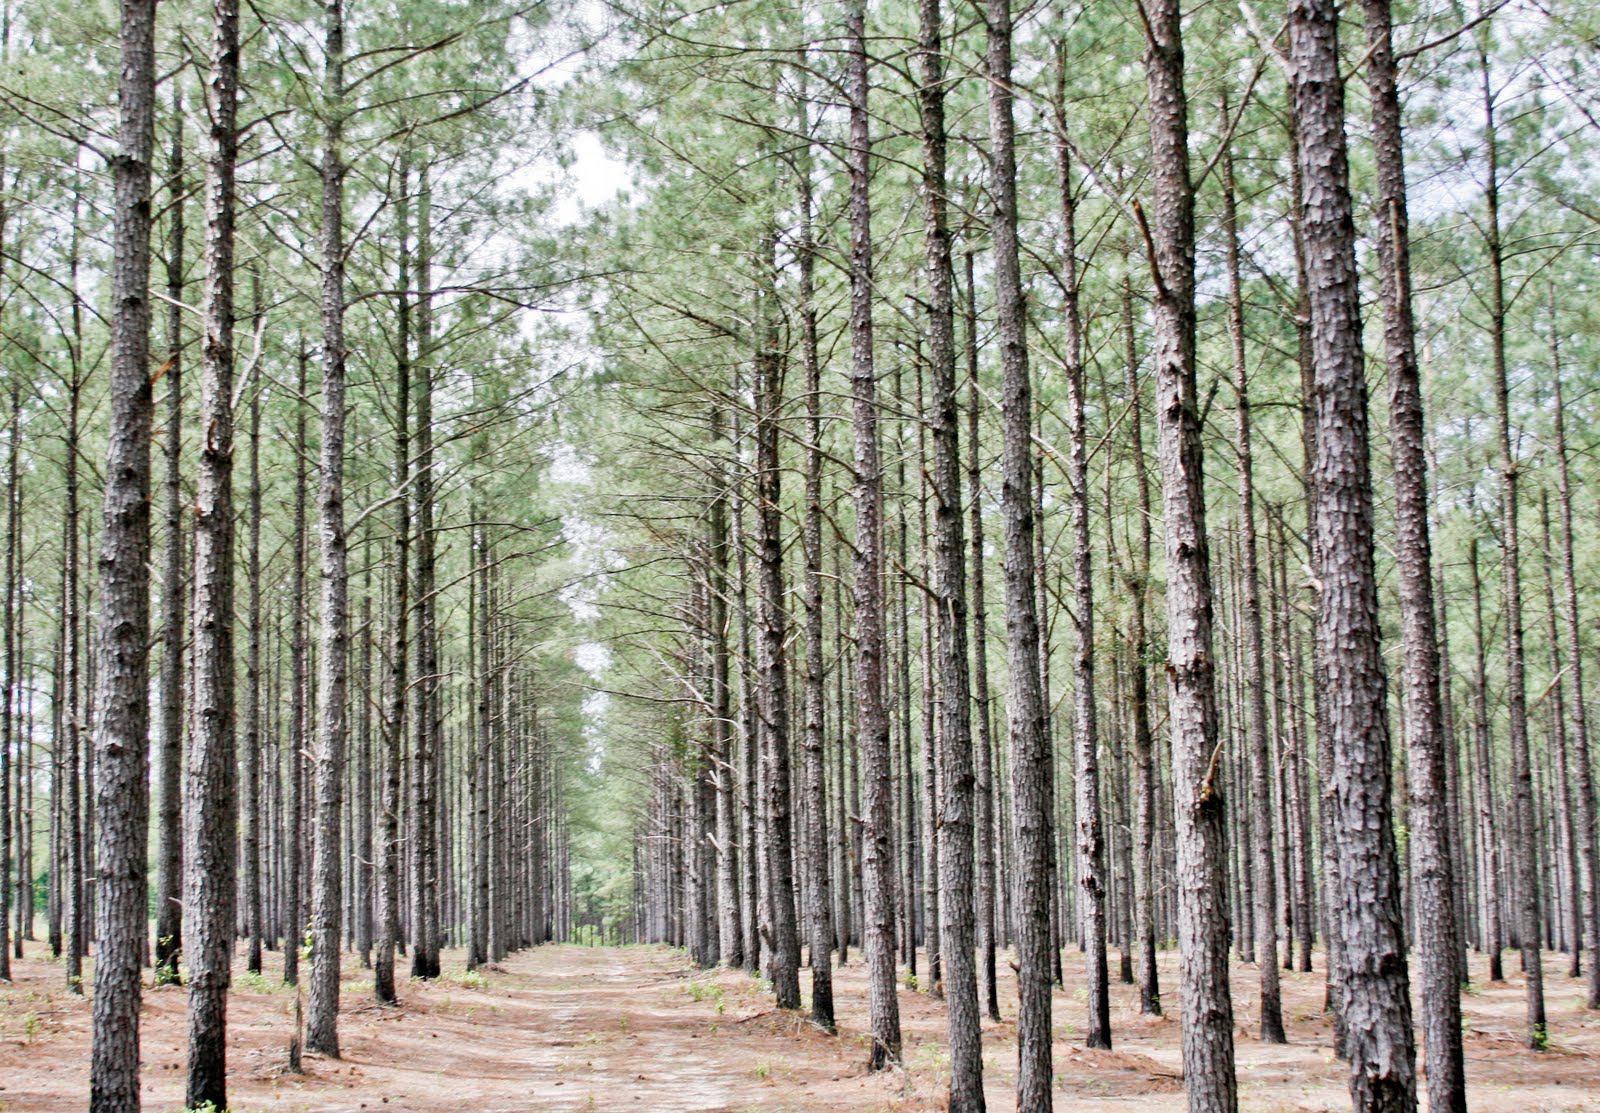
<box><xmin>88</xmin><ymin>3</ymin><xmax>157</xmax><ymax>1109</ymax></box>
<box><xmin>1141</xmin><ymin>2</ymin><xmax>1236</xmax><ymax>1108</ymax></box>
<box><xmin>184</xmin><ymin>0</ymin><xmax>242</xmax><ymax>1101</ymax></box>
<box><xmin>410</xmin><ymin>164</ymin><xmax>442</xmax><ymax>981</ymax></box>
<box><xmin>1219</xmin><ymin>106</ymin><xmax>1283</xmax><ymax>1044</ymax></box>
<box><xmin>988</xmin><ymin>0</ymin><xmax>1053</xmax><ymax>1103</ymax></box>
<box><xmin>154</xmin><ymin>99</ymin><xmax>186</xmax><ymax>988</ymax></box>
<box><xmin>1479</xmin><ymin>44</ymin><xmax>1545</xmax><ymax>1047</ymax></box>
<box><xmin>0</xmin><ymin>389</ymin><xmax>15</xmax><ymax>979</ymax></box>
<box><xmin>1552</xmin><ymin>356</ymin><xmax>1600</xmax><ymax>1009</ymax></box>
<box><xmin>63</xmin><ymin>196</ymin><xmax>84</xmax><ymax>993</ymax></box>
<box><xmin>1291</xmin><ymin>1</ymin><xmax>1417</xmax><ymax>1106</ymax></box>
<box><xmin>1359</xmin><ymin>0</ymin><xmax>1464</xmax><ymax>1101</ymax></box>
<box><xmin>1122</xmin><ymin>273</ymin><xmax>1161</xmax><ymax>1016</ymax></box>
<box><xmin>795</xmin><ymin>88</ymin><xmax>834</xmax><ymax>1029</ymax></box>
<box><xmin>1468</xmin><ymin>536</ymin><xmax>1504</xmax><ymax>979</ymax></box>
<box><xmin>965</xmin><ymin>257</ymin><xmax>1001</xmax><ymax>1024</ymax></box>
<box><xmin>244</xmin><ymin>298</ymin><xmax>265</xmax><ymax>977</ymax></box>
<box><xmin>379</xmin><ymin>159</ymin><xmax>414</xmax><ymax>999</ymax></box>
<box><xmin>285</xmin><ymin>351</ymin><xmax>309</xmax><ymax>986</ymax></box>
<box><xmin>1052</xmin><ymin>60</ymin><xmax>1109</xmax><ymax>1051</ymax></box>
<box><xmin>710</xmin><ymin>403</ymin><xmax>742</xmax><ymax>969</ymax></box>
<box><xmin>1539</xmin><ymin>492</ymin><xmax>1580</xmax><ymax>975</ymax></box>
<box><xmin>916</xmin><ymin>4</ymin><xmax>981</xmax><ymax>1099</ymax></box>
<box><xmin>753</xmin><ymin>228</ymin><xmax>801</xmax><ymax>1011</ymax></box>
<box><xmin>844</xmin><ymin>0</ymin><xmax>901</xmax><ymax>1068</ymax></box>
<box><xmin>306</xmin><ymin>0</ymin><xmax>349</xmax><ymax>1057</ymax></box>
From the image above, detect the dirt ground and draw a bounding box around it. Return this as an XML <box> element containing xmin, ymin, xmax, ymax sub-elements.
<box><xmin>1</xmin><ymin>936</ymin><xmax>1598</xmax><ymax>1112</ymax></box>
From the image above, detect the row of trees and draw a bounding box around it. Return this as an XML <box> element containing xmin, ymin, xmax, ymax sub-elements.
<box><xmin>581</xmin><ymin>1</ymin><xmax>1600</xmax><ymax>1111</ymax></box>
<box><xmin>0</xmin><ymin>3</ymin><xmax>604</xmax><ymax>1112</ymax></box>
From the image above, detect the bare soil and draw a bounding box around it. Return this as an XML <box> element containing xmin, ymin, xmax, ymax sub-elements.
<box><xmin>2</xmin><ymin>937</ymin><xmax>1597</xmax><ymax>1111</ymax></box>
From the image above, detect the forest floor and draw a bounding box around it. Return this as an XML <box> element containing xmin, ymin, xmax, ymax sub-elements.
<box><xmin>2</xmin><ymin>935</ymin><xmax>1599</xmax><ymax>1112</ymax></box>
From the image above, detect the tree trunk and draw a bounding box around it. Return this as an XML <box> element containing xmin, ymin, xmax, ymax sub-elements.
<box><xmin>844</xmin><ymin>0</ymin><xmax>901</xmax><ymax>1069</ymax></box>
<box><xmin>796</xmin><ymin>92</ymin><xmax>834</xmax><ymax>1030</ymax></box>
<box><xmin>1219</xmin><ymin>106</ymin><xmax>1283</xmax><ymax>1044</ymax></box>
<box><xmin>1291</xmin><ymin>1</ymin><xmax>1417</xmax><ymax>1105</ymax></box>
<box><xmin>1359</xmin><ymin>0</ymin><xmax>1464</xmax><ymax>1101</ymax></box>
<box><xmin>1122</xmin><ymin>273</ymin><xmax>1162</xmax><ymax>1016</ymax></box>
<box><xmin>1551</xmin><ymin>357</ymin><xmax>1600</xmax><ymax>1010</ymax></box>
<box><xmin>754</xmin><ymin>231</ymin><xmax>801</xmax><ymax>1012</ymax></box>
<box><xmin>306</xmin><ymin>0</ymin><xmax>349</xmax><ymax>1057</ymax></box>
<box><xmin>154</xmin><ymin>98</ymin><xmax>186</xmax><ymax>989</ymax></box>
<box><xmin>1141</xmin><ymin>2</ymin><xmax>1237</xmax><ymax>1107</ymax></box>
<box><xmin>989</xmin><ymin>0</ymin><xmax>1053</xmax><ymax>1102</ymax></box>
<box><xmin>1480</xmin><ymin>46</ymin><xmax>1545</xmax><ymax>1046</ymax></box>
<box><xmin>915</xmin><ymin>4</ymin><xmax>982</xmax><ymax>1099</ymax></box>
<box><xmin>410</xmin><ymin>164</ymin><xmax>442</xmax><ymax>982</ymax></box>
<box><xmin>88</xmin><ymin>3</ymin><xmax>157</xmax><ymax>1109</ymax></box>
<box><xmin>184</xmin><ymin>0</ymin><xmax>242</xmax><ymax>1101</ymax></box>
<box><xmin>966</xmin><ymin>256</ymin><xmax>1001</xmax><ymax>1024</ymax></box>
<box><xmin>1052</xmin><ymin>64</ymin><xmax>1110</xmax><ymax>1051</ymax></box>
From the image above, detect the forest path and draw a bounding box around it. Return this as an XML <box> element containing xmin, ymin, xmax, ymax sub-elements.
<box><xmin>3</xmin><ymin>938</ymin><xmax>1600</xmax><ymax>1111</ymax></box>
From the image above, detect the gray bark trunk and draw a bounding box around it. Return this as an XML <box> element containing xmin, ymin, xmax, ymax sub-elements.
<box><xmin>88</xmin><ymin>3</ymin><xmax>156</xmax><ymax>1109</ymax></box>
<box><xmin>184</xmin><ymin>0</ymin><xmax>242</xmax><ymax>1102</ymax></box>
<box><xmin>306</xmin><ymin>0</ymin><xmax>349</xmax><ymax>1057</ymax></box>
<box><xmin>845</xmin><ymin>0</ymin><xmax>901</xmax><ymax>1068</ymax></box>
<box><xmin>916</xmin><ymin>5</ymin><xmax>982</xmax><ymax>1100</ymax></box>
<box><xmin>989</xmin><ymin>0</ymin><xmax>1053</xmax><ymax>1103</ymax></box>
<box><xmin>1291</xmin><ymin>1</ymin><xmax>1417</xmax><ymax>1106</ymax></box>
<box><xmin>1141</xmin><ymin>2</ymin><xmax>1237</xmax><ymax>1107</ymax></box>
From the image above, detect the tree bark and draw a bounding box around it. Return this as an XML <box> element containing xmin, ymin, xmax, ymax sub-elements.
<box><xmin>844</xmin><ymin>0</ymin><xmax>901</xmax><ymax>1069</ymax></box>
<box><xmin>88</xmin><ymin>3</ymin><xmax>157</xmax><ymax>1109</ymax></box>
<box><xmin>1291</xmin><ymin>1</ymin><xmax>1417</xmax><ymax>1106</ymax></box>
<box><xmin>1219</xmin><ymin>106</ymin><xmax>1283</xmax><ymax>1044</ymax></box>
<box><xmin>1121</xmin><ymin>273</ymin><xmax>1162</xmax><ymax>1017</ymax></box>
<box><xmin>184</xmin><ymin>0</ymin><xmax>242</xmax><ymax>1102</ymax></box>
<box><xmin>153</xmin><ymin>98</ymin><xmax>186</xmax><ymax>989</ymax></box>
<box><xmin>1140</xmin><ymin>2</ymin><xmax>1237</xmax><ymax>1107</ymax></box>
<box><xmin>1480</xmin><ymin>44</ymin><xmax>1545</xmax><ymax>1046</ymax></box>
<box><xmin>1360</xmin><ymin>0</ymin><xmax>1465</xmax><ymax>1101</ymax></box>
<box><xmin>965</xmin><ymin>257</ymin><xmax>1001</xmax><ymax>1024</ymax></box>
<box><xmin>989</xmin><ymin>0</ymin><xmax>1053</xmax><ymax>1103</ymax></box>
<box><xmin>1052</xmin><ymin>65</ymin><xmax>1110</xmax><ymax>1052</ymax></box>
<box><xmin>306</xmin><ymin>0</ymin><xmax>349</xmax><ymax>1057</ymax></box>
<box><xmin>916</xmin><ymin>4</ymin><xmax>982</xmax><ymax>1100</ymax></box>
<box><xmin>795</xmin><ymin>90</ymin><xmax>835</xmax><ymax>1029</ymax></box>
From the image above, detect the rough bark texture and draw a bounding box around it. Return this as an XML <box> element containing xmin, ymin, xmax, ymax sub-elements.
<box><xmin>989</xmin><ymin>0</ymin><xmax>1053</xmax><ymax>1104</ymax></box>
<box><xmin>88</xmin><ymin>3</ymin><xmax>156</xmax><ymax>1110</ymax></box>
<box><xmin>1053</xmin><ymin>83</ymin><xmax>1110</xmax><ymax>1053</ymax></box>
<box><xmin>244</xmin><ymin>322</ymin><xmax>265</xmax><ymax>978</ymax></box>
<box><xmin>306</xmin><ymin>0</ymin><xmax>349</xmax><ymax>1058</ymax></box>
<box><xmin>1361</xmin><ymin>0</ymin><xmax>1465</xmax><ymax>1103</ymax></box>
<box><xmin>1122</xmin><ymin>275</ymin><xmax>1162</xmax><ymax>1018</ymax></box>
<box><xmin>1220</xmin><ymin>117</ymin><xmax>1283</xmax><ymax>1045</ymax></box>
<box><xmin>845</xmin><ymin>0</ymin><xmax>901</xmax><ymax>1069</ymax></box>
<box><xmin>1141</xmin><ymin>3</ymin><xmax>1237</xmax><ymax>1109</ymax></box>
<box><xmin>410</xmin><ymin>165</ymin><xmax>443</xmax><ymax>982</ymax></box>
<box><xmin>1481</xmin><ymin>49</ymin><xmax>1545</xmax><ymax>1047</ymax></box>
<box><xmin>753</xmin><ymin>233</ymin><xmax>801</xmax><ymax>1013</ymax></box>
<box><xmin>966</xmin><ymin>262</ymin><xmax>1001</xmax><ymax>1025</ymax></box>
<box><xmin>184</xmin><ymin>0</ymin><xmax>242</xmax><ymax>1104</ymax></box>
<box><xmin>1290</xmin><ymin>1</ymin><xmax>1417</xmax><ymax>1107</ymax></box>
<box><xmin>796</xmin><ymin>103</ymin><xmax>835</xmax><ymax>1029</ymax></box>
<box><xmin>153</xmin><ymin>101</ymin><xmax>186</xmax><ymax>990</ymax></box>
<box><xmin>916</xmin><ymin>3</ymin><xmax>982</xmax><ymax>1102</ymax></box>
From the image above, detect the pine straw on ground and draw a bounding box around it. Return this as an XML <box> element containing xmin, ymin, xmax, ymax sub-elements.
<box><xmin>2</xmin><ymin>937</ymin><xmax>1598</xmax><ymax>1111</ymax></box>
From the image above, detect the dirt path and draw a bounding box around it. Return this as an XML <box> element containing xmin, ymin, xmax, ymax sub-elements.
<box><xmin>2</xmin><ymin>938</ymin><xmax>1599</xmax><ymax>1111</ymax></box>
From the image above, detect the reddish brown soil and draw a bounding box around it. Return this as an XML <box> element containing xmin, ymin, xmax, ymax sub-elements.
<box><xmin>1</xmin><ymin>937</ymin><xmax>1597</xmax><ymax>1111</ymax></box>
